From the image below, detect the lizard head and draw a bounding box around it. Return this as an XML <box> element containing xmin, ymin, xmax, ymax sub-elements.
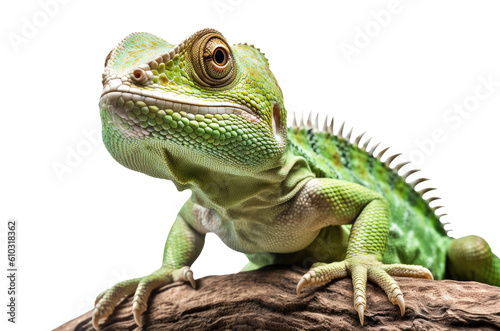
<box><xmin>100</xmin><ymin>29</ymin><xmax>287</xmax><ymax>182</ymax></box>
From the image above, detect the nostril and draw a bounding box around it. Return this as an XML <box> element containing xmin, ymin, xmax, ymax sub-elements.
<box><xmin>131</xmin><ymin>68</ymin><xmax>148</xmax><ymax>84</ymax></box>
<box><xmin>134</xmin><ymin>69</ymin><xmax>142</xmax><ymax>79</ymax></box>
<box><xmin>133</xmin><ymin>69</ymin><xmax>143</xmax><ymax>79</ymax></box>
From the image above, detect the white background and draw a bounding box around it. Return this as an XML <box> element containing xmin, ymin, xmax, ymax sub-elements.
<box><xmin>1</xmin><ymin>0</ymin><xmax>500</xmax><ymax>329</ymax></box>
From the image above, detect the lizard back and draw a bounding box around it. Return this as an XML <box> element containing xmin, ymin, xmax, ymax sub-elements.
<box><xmin>287</xmin><ymin>116</ymin><xmax>450</xmax><ymax>279</ymax></box>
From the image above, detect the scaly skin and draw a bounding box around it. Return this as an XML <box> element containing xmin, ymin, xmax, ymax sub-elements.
<box><xmin>94</xmin><ymin>29</ymin><xmax>500</xmax><ymax>329</ymax></box>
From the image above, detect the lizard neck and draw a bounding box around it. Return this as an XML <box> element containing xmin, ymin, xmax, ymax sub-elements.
<box><xmin>173</xmin><ymin>145</ymin><xmax>315</xmax><ymax>215</ymax></box>
<box><xmin>102</xmin><ymin>113</ymin><xmax>314</xmax><ymax>214</ymax></box>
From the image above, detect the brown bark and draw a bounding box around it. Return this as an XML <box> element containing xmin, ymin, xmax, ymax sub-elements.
<box><xmin>56</xmin><ymin>265</ymin><xmax>500</xmax><ymax>330</ymax></box>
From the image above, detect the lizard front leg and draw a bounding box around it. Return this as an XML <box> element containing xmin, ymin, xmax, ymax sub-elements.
<box><xmin>294</xmin><ymin>178</ymin><xmax>433</xmax><ymax>325</ymax></box>
<box><xmin>92</xmin><ymin>199</ymin><xmax>205</xmax><ymax>329</ymax></box>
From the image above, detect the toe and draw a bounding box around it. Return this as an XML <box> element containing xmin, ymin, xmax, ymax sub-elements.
<box><xmin>368</xmin><ymin>267</ymin><xmax>406</xmax><ymax>316</ymax></box>
<box><xmin>92</xmin><ymin>280</ymin><xmax>140</xmax><ymax>330</ymax></box>
<box><xmin>351</xmin><ymin>265</ymin><xmax>368</xmax><ymax>323</ymax></box>
<box><xmin>296</xmin><ymin>261</ymin><xmax>348</xmax><ymax>295</ymax></box>
<box><xmin>382</xmin><ymin>264</ymin><xmax>434</xmax><ymax>280</ymax></box>
<box><xmin>94</xmin><ymin>290</ymin><xmax>106</xmax><ymax>306</ymax></box>
<box><xmin>130</xmin><ymin>274</ymin><xmax>172</xmax><ymax>327</ymax></box>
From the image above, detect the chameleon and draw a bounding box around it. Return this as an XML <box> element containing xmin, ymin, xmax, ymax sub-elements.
<box><xmin>94</xmin><ymin>28</ymin><xmax>500</xmax><ymax>328</ymax></box>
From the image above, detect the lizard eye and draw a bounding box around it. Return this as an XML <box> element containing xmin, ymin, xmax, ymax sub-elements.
<box><xmin>203</xmin><ymin>42</ymin><xmax>231</xmax><ymax>79</ymax></box>
<box><xmin>190</xmin><ymin>32</ymin><xmax>237</xmax><ymax>87</ymax></box>
<box><xmin>213</xmin><ymin>47</ymin><xmax>228</xmax><ymax>66</ymax></box>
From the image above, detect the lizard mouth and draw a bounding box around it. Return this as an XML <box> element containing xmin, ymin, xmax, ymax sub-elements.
<box><xmin>99</xmin><ymin>78</ymin><xmax>257</xmax><ymax>119</ymax></box>
<box><xmin>99</xmin><ymin>80</ymin><xmax>260</xmax><ymax>139</ymax></box>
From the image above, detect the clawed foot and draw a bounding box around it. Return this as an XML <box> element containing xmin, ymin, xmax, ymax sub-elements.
<box><xmin>297</xmin><ymin>257</ymin><xmax>433</xmax><ymax>325</ymax></box>
<box><xmin>92</xmin><ymin>266</ymin><xmax>195</xmax><ymax>329</ymax></box>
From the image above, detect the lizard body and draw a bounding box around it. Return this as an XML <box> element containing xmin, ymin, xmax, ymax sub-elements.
<box><xmin>94</xmin><ymin>29</ymin><xmax>500</xmax><ymax>328</ymax></box>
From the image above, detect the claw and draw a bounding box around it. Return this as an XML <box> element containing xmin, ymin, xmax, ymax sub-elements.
<box><xmin>92</xmin><ymin>304</ymin><xmax>113</xmax><ymax>330</ymax></box>
<box><xmin>395</xmin><ymin>294</ymin><xmax>405</xmax><ymax>316</ymax></box>
<box><xmin>356</xmin><ymin>304</ymin><xmax>365</xmax><ymax>326</ymax></box>
<box><xmin>297</xmin><ymin>273</ymin><xmax>313</xmax><ymax>295</ymax></box>
<box><xmin>92</xmin><ymin>310</ymin><xmax>101</xmax><ymax>330</ymax></box>
<box><xmin>423</xmin><ymin>268</ymin><xmax>434</xmax><ymax>280</ymax></box>
<box><xmin>296</xmin><ymin>278</ymin><xmax>307</xmax><ymax>295</ymax></box>
<box><xmin>185</xmin><ymin>268</ymin><xmax>196</xmax><ymax>289</ymax></box>
<box><xmin>173</xmin><ymin>266</ymin><xmax>197</xmax><ymax>289</ymax></box>
<box><xmin>132</xmin><ymin>301</ymin><xmax>144</xmax><ymax>327</ymax></box>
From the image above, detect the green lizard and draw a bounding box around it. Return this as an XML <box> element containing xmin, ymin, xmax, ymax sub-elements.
<box><xmin>94</xmin><ymin>28</ymin><xmax>500</xmax><ymax>328</ymax></box>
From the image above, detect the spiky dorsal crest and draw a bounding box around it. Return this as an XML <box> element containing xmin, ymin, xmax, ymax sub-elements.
<box><xmin>290</xmin><ymin>110</ymin><xmax>447</xmax><ymax>228</ymax></box>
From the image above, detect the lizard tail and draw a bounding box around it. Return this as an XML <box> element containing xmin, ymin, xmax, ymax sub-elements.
<box><xmin>446</xmin><ymin>235</ymin><xmax>500</xmax><ymax>286</ymax></box>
